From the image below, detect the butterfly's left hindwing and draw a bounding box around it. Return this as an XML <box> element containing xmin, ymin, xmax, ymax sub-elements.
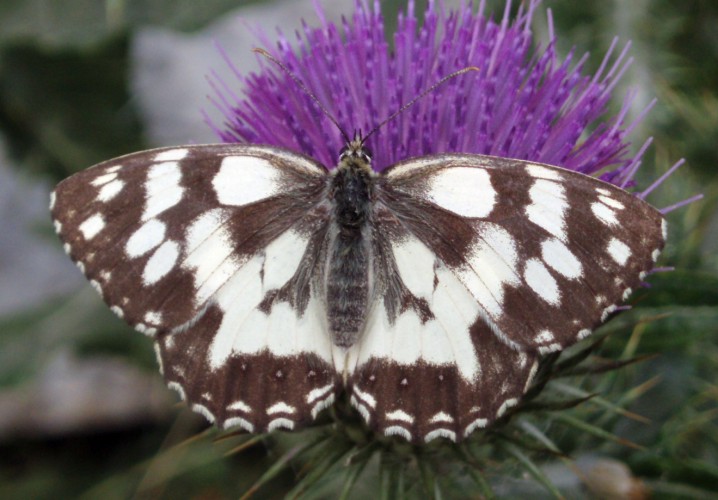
<box><xmin>52</xmin><ymin>144</ymin><xmax>341</xmax><ymax>432</ymax></box>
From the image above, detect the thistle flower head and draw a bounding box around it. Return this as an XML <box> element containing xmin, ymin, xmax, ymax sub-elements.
<box><xmin>209</xmin><ymin>0</ymin><xmax>648</xmax><ymax>186</ymax></box>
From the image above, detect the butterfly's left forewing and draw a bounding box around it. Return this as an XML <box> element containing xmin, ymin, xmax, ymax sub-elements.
<box><xmin>52</xmin><ymin>144</ymin><xmax>341</xmax><ymax>432</ymax></box>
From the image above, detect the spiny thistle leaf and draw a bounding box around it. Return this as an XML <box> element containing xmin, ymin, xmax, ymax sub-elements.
<box><xmin>416</xmin><ymin>456</ymin><xmax>440</xmax><ymax>498</ymax></box>
<box><xmin>223</xmin><ymin>435</ymin><xmax>265</xmax><ymax>457</ymax></box>
<box><xmin>499</xmin><ymin>442</ymin><xmax>564</xmax><ymax>499</ymax></box>
<box><xmin>286</xmin><ymin>438</ymin><xmax>354</xmax><ymax>498</ymax></box>
<box><xmin>549</xmin><ymin>382</ymin><xmax>651</xmax><ymax>422</ymax></box>
<box><xmin>551</xmin><ymin>413</ymin><xmax>643</xmax><ymax>450</ymax></box>
<box><xmin>338</xmin><ymin>457</ymin><xmax>372</xmax><ymax>500</ymax></box>
<box><xmin>379</xmin><ymin>452</ymin><xmax>407</xmax><ymax>500</ymax></box>
<box><xmin>557</xmin><ymin>353</ymin><xmax>658</xmax><ymax>377</ymax></box>
<box><xmin>518</xmin><ymin>395</ymin><xmax>596</xmax><ymax>413</ymax></box>
<box><xmin>240</xmin><ymin>438</ymin><xmax>322</xmax><ymax>499</ymax></box>
<box><xmin>517</xmin><ymin>420</ymin><xmax>563</xmax><ymax>455</ymax></box>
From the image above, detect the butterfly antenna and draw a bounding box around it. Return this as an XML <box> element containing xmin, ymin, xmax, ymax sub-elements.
<box><xmin>253</xmin><ymin>48</ymin><xmax>351</xmax><ymax>144</ymax></box>
<box><xmin>362</xmin><ymin>66</ymin><xmax>480</xmax><ymax>145</ymax></box>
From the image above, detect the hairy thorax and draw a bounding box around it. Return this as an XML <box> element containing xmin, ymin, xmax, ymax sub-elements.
<box><xmin>326</xmin><ymin>156</ymin><xmax>374</xmax><ymax>348</ymax></box>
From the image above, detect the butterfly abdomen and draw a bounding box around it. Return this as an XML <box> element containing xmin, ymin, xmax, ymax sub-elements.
<box><xmin>326</xmin><ymin>159</ymin><xmax>374</xmax><ymax>348</ymax></box>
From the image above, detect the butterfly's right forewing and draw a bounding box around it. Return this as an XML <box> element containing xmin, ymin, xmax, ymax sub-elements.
<box><xmin>52</xmin><ymin>144</ymin><xmax>341</xmax><ymax>432</ymax></box>
<box><xmin>380</xmin><ymin>154</ymin><xmax>666</xmax><ymax>353</ymax></box>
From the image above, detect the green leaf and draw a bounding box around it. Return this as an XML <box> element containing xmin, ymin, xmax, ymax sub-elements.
<box><xmin>0</xmin><ymin>0</ymin><xmax>263</xmax><ymax>47</ymax></box>
<box><xmin>0</xmin><ymin>36</ymin><xmax>145</xmax><ymax>180</ymax></box>
<box><xmin>640</xmin><ymin>270</ymin><xmax>718</xmax><ymax>307</ymax></box>
<box><xmin>646</xmin><ymin>479</ymin><xmax>718</xmax><ymax>500</ymax></box>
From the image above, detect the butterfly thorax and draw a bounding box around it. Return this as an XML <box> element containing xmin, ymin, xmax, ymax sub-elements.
<box><xmin>326</xmin><ymin>141</ymin><xmax>375</xmax><ymax>348</ymax></box>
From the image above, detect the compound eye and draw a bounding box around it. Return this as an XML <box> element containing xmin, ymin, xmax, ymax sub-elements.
<box><xmin>339</xmin><ymin>146</ymin><xmax>350</xmax><ymax>159</ymax></box>
<box><xmin>362</xmin><ymin>146</ymin><xmax>373</xmax><ymax>161</ymax></box>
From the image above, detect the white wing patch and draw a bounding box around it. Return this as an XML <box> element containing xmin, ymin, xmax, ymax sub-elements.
<box><xmin>390</xmin><ymin>236</ymin><xmax>436</xmax><ymax>299</ymax></box>
<box><xmin>429</xmin><ymin>411</ymin><xmax>454</xmax><ymax>424</ymax></box>
<box><xmin>213</xmin><ymin>156</ymin><xmax>282</xmax><ymax>206</ymax></box>
<box><xmin>91</xmin><ymin>172</ymin><xmax>118</xmax><ymax>186</ymax></box>
<box><xmin>607</xmin><ymin>238</ymin><xmax>631</xmax><ymax>266</ymax></box>
<box><xmin>205</xmin><ymin>232</ymin><xmax>333</xmax><ymax>370</ymax></box>
<box><xmin>526</xmin><ymin>163</ymin><xmax>563</xmax><ymax>181</ymax></box>
<box><xmin>386</xmin><ymin>409</ymin><xmax>415</xmax><ymax>423</ymax></box>
<box><xmin>183</xmin><ymin>209</ymin><xmax>240</xmax><ymax>305</ymax></box>
<box><xmin>126</xmin><ymin>219</ymin><xmax>166</xmax><ymax>258</ymax></box>
<box><xmin>98</xmin><ymin>180</ymin><xmax>125</xmax><ymax>202</ymax></box>
<box><xmin>262</xmin><ymin>229</ymin><xmax>308</xmax><ymax>290</ymax></box>
<box><xmin>144</xmin><ymin>162</ymin><xmax>183</xmax><ymax>221</ymax></box>
<box><xmin>349</xmin><ymin>246</ymin><xmax>481</xmax><ymax>382</ymax></box>
<box><xmin>541</xmin><ymin>238</ymin><xmax>582</xmax><ymax>279</ymax></box>
<box><xmin>264</xmin><ymin>297</ymin><xmax>329</xmax><ymax>358</ymax></box>
<box><xmin>78</xmin><ymin>214</ymin><xmax>105</xmax><ymax>240</ymax></box>
<box><xmin>155</xmin><ymin>148</ymin><xmax>188</xmax><ymax>162</ymax></box>
<box><xmin>599</xmin><ymin>195</ymin><xmax>624</xmax><ymax>210</ymax></box>
<box><xmin>459</xmin><ymin>224</ymin><xmax>520</xmax><ymax>318</ymax></box>
<box><xmin>426</xmin><ymin>167</ymin><xmax>496</xmax><ymax>218</ymax></box>
<box><xmin>267</xmin><ymin>402</ymin><xmax>296</xmax><ymax>415</ymax></box>
<box><xmin>524</xmin><ymin>258</ymin><xmax>560</xmax><ymax>305</ymax></box>
<box><xmin>591</xmin><ymin>202</ymin><xmax>619</xmax><ymax>226</ymax></box>
<box><xmin>143</xmin><ymin>240</ymin><xmax>180</xmax><ymax>285</ymax></box>
<box><xmin>525</xmin><ymin>178</ymin><xmax>568</xmax><ymax>241</ymax></box>
<box><xmin>206</xmin><ymin>255</ymin><xmax>264</xmax><ymax>366</ymax></box>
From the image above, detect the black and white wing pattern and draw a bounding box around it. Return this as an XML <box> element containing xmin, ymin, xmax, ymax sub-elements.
<box><xmin>51</xmin><ymin>145</ymin><xmax>341</xmax><ymax>433</ymax></box>
<box><xmin>345</xmin><ymin>154</ymin><xmax>665</xmax><ymax>443</ymax></box>
<box><xmin>52</xmin><ymin>143</ymin><xmax>665</xmax><ymax>444</ymax></box>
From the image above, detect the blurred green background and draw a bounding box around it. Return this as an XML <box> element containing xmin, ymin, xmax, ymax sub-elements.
<box><xmin>0</xmin><ymin>0</ymin><xmax>715</xmax><ymax>498</ymax></box>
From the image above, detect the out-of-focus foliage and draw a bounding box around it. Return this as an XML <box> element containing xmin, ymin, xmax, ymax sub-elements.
<box><xmin>0</xmin><ymin>0</ymin><xmax>266</xmax><ymax>45</ymax></box>
<box><xmin>0</xmin><ymin>1</ymin><xmax>715</xmax><ymax>499</ymax></box>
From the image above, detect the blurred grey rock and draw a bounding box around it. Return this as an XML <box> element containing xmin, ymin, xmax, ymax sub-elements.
<box><xmin>0</xmin><ymin>139</ymin><xmax>83</xmax><ymax>316</ymax></box>
<box><xmin>491</xmin><ymin>454</ymin><xmax>648</xmax><ymax>499</ymax></box>
<box><xmin>0</xmin><ymin>350</ymin><xmax>174</xmax><ymax>439</ymax></box>
<box><xmin>130</xmin><ymin>0</ymin><xmax>346</xmax><ymax>146</ymax></box>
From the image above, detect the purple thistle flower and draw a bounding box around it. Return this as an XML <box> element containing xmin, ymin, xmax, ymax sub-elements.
<box><xmin>207</xmin><ymin>0</ymin><xmax>657</xmax><ymax>187</ymax></box>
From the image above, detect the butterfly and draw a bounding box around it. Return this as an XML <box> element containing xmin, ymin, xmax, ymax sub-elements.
<box><xmin>51</xmin><ymin>131</ymin><xmax>665</xmax><ymax>443</ymax></box>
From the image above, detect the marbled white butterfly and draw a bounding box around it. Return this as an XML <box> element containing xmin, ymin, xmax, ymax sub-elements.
<box><xmin>51</xmin><ymin>59</ymin><xmax>665</xmax><ymax>444</ymax></box>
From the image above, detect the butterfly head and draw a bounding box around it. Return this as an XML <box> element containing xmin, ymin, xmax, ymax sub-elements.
<box><xmin>338</xmin><ymin>131</ymin><xmax>373</xmax><ymax>169</ymax></box>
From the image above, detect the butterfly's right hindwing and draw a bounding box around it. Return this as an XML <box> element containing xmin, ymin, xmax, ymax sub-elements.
<box><xmin>52</xmin><ymin>144</ymin><xmax>341</xmax><ymax>432</ymax></box>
